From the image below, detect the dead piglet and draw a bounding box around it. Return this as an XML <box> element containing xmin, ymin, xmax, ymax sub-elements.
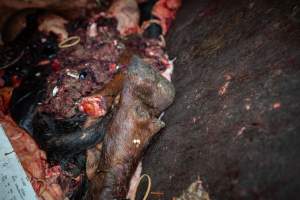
<box><xmin>106</xmin><ymin>0</ymin><xmax>140</xmax><ymax>36</ymax></box>
<box><xmin>32</xmin><ymin>72</ymin><xmax>124</xmax><ymax>160</ymax></box>
<box><xmin>87</xmin><ymin>56</ymin><xmax>175</xmax><ymax>199</ymax></box>
<box><xmin>38</xmin><ymin>13</ymin><xmax>69</xmax><ymax>42</ymax></box>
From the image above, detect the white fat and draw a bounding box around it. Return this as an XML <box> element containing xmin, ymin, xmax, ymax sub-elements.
<box><xmin>66</xmin><ymin>71</ymin><xmax>79</xmax><ymax>79</ymax></box>
<box><xmin>52</xmin><ymin>86</ymin><xmax>59</xmax><ymax>96</ymax></box>
<box><xmin>87</xmin><ymin>23</ymin><xmax>98</xmax><ymax>37</ymax></box>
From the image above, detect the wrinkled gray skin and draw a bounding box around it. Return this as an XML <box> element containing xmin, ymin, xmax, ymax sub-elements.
<box><xmin>86</xmin><ymin>56</ymin><xmax>175</xmax><ymax>199</ymax></box>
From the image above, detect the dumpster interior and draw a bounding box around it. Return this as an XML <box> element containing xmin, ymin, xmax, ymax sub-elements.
<box><xmin>0</xmin><ymin>0</ymin><xmax>299</xmax><ymax>200</ymax></box>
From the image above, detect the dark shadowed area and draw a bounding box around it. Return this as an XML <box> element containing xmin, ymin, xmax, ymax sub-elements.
<box><xmin>141</xmin><ymin>0</ymin><xmax>300</xmax><ymax>199</ymax></box>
